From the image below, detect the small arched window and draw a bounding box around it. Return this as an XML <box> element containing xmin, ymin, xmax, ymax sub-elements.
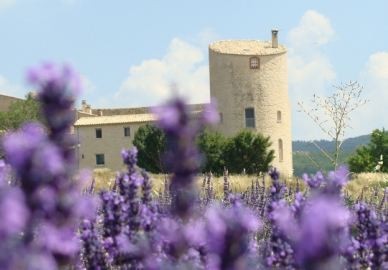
<box><xmin>250</xmin><ymin>57</ymin><xmax>259</xmax><ymax>69</ymax></box>
<box><xmin>278</xmin><ymin>139</ymin><xmax>283</xmax><ymax>162</ymax></box>
<box><xmin>277</xmin><ymin>111</ymin><xmax>282</xmax><ymax>123</ymax></box>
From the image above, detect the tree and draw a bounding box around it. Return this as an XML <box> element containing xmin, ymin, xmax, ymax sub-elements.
<box><xmin>197</xmin><ymin>129</ymin><xmax>227</xmax><ymax>175</ymax></box>
<box><xmin>298</xmin><ymin>81</ymin><xmax>368</xmax><ymax>169</ymax></box>
<box><xmin>223</xmin><ymin>130</ymin><xmax>275</xmax><ymax>174</ymax></box>
<box><xmin>0</xmin><ymin>93</ymin><xmax>43</xmax><ymax>131</ymax></box>
<box><xmin>132</xmin><ymin>124</ymin><xmax>166</xmax><ymax>173</ymax></box>
<box><xmin>348</xmin><ymin>129</ymin><xmax>388</xmax><ymax>173</ymax></box>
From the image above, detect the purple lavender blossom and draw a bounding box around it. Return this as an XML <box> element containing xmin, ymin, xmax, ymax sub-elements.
<box><xmin>201</xmin><ymin>101</ymin><xmax>220</xmax><ymax>125</ymax></box>
<box><xmin>324</xmin><ymin>165</ymin><xmax>349</xmax><ymax>195</ymax></box>
<box><xmin>266</xmin><ymin>167</ymin><xmax>296</xmax><ymax>268</ymax></box>
<box><xmin>0</xmin><ymin>187</ymin><xmax>29</xmax><ymax>236</ymax></box>
<box><xmin>0</xmin><ymin>63</ymin><xmax>97</xmax><ymax>268</ymax></box>
<box><xmin>348</xmin><ymin>202</ymin><xmax>387</xmax><ymax>269</ymax></box>
<box><xmin>153</xmin><ymin>98</ymin><xmax>215</xmax><ymax>219</ymax></box>
<box><xmin>80</xmin><ymin>219</ymin><xmax>109</xmax><ymax>270</ymax></box>
<box><xmin>27</xmin><ymin>63</ymin><xmax>80</xmax><ymax>135</ymax></box>
<box><xmin>100</xmin><ymin>191</ymin><xmax>124</xmax><ymax>240</ymax></box>
<box><xmin>204</xmin><ymin>203</ymin><xmax>261</xmax><ymax>270</ymax></box>
<box><xmin>141</xmin><ymin>170</ymin><xmax>152</xmax><ymax>206</ymax></box>
<box><xmin>295</xmin><ymin>197</ymin><xmax>351</xmax><ymax>269</ymax></box>
<box><xmin>302</xmin><ymin>171</ymin><xmax>325</xmax><ymax>190</ymax></box>
<box><xmin>0</xmin><ymin>159</ymin><xmax>14</xmax><ymax>186</ymax></box>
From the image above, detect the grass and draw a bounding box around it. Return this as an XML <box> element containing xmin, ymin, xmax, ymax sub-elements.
<box><xmin>90</xmin><ymin>168</ymin><xmax>388</xmax><ymax>203</ymax></box>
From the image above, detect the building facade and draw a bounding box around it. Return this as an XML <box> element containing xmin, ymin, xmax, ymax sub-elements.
<box><xmin>75</xmin><ymin>30</ymin><xmax>293</xmax><ymax>176</ymax></box>
<box><xmin>209</xmin><ymin>30</ymin><xmax>293</xmax><ymax>176</ymax></box>
<box><xmin>74</xmin><ymin>114</ymin><xmax>155</xmax><ymax>171</ymax></box>
<box><xmin>0</xmin><ymin>94</ymin><xmax>23</xmax><ymax>112</ymax></box>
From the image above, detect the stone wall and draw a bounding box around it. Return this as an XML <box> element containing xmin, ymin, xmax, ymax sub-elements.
<box><xmin>209</xmin><ymin>46</ymin><xmax>293</xmax><ymax>176</ymax></box>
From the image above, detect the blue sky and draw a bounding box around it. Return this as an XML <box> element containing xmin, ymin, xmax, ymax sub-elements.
<box><xmin>0</xmin><ymin>0</ymin><xmax>387</xmax><ymax>140</ymax></box>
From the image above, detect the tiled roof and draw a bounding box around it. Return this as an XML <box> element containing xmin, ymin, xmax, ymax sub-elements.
<box><xmin>209</xmin><ymin>40</ymin><xmax>286</xmax><ymax>55</ymax></box>
<box><xmin>74</xmin><ymin>113</ymin><xmax>156</xmax><ymax>126</ymax></box>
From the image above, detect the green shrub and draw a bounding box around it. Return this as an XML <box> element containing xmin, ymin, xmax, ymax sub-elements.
<box><xmin>197</xmin><ymin>129</ymin><xmax>227</xmax><ymax>175</ymax></box>
<box><xmin>348</xmin><ymin>129</ymin><xmax>388</xmax><ymax>173</ymax></box>
<box><xmin>133</xmin><ymin>124</ymin><xmax>166</xmax><ymax>173</ymax></box>
<box><xmin>223</xmin><ymin>130</ymin><xmax>274</xmax><ymax>174</ymax></box>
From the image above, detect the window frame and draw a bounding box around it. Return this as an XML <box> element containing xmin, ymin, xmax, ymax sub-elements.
<box><xmin>95</xmin><ymin>153</ymin><xmax>105</xmax><ymax>166</ymax></box>
<box><xmin>95</xmin><ymin>128</ymin><xmax>102</xmax><ymax>138</ymax></box>
<box><xmin>124</xmin><ymin>126</ymin><xmax>131</xmax><ymax>137</ymax></box>
<box><xmin>249</xmin><ymin>57</ymin><xmax>260</xmax><ymax>69</ymax></box>
<box><xmin>245</xmin><ymin>107</ymin><xmax>255</xmax><ymax>128</ymax></box>
<box><xmin>277</xmin><ymin>111</ymin><xmax>282</xmax><ymax>123</ymax></box>
<box><xmin>278</xmin><ymin>139</ymin><xmax>283</xmax><ymax>162</ymax></box>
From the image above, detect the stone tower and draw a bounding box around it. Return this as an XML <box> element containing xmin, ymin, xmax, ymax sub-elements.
<box><xmin>209</xmin><ymin>30</ymin><xmax>293</xmax><ymax>176</ymax></box>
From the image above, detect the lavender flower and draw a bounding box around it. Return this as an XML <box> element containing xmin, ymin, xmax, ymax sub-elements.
<box><xmin>100</xmin><ymin>191</ymin><xmax>124</xmax><ymax>240</ymax></box>
<box><xmin>0</xmin><ymin>63</ymin><xmax>97</xmax><ymax>268</ymax></box>
<box><xmin>266</xmin><ymin>168</ymin><xmax>295</xmax><ymax>268</ymax></box>
<box><xmin>27</xmin><ymin>63</ymin><xmax>80</xmax><ymax>137</ymax></box>
<box><xmin>80</xmin><ymin>219</ymin><xmax>109</xmax><ymax>270</ymax></box>
<box><xmin>302</xmin><ymin>171</ymin><xmax>325</xmax><ymax>190</ymax></box>
<box><xmin>0</xmin><ymin>186</ymin><xmax>29</xmax><ymax>236</ymax></box>
<box><xmin>295</xmin><ymin>197</ymin><xmax>351</xmax><ymax>269</ymax></box>
<box><xmin>141</xmin><ymin>170</ymin><xmax>152</xmax><ymax>206</ymax></box>
<box><xmin>347</xmin><ymin>202</ymin><xmax>387</xmax><ymax>269</ymax></box>
<box><xmin>153</xmin><ymin>98</ymin><xmax>217</xmax><ymax>219</ymax></box>
<box><xmin>204</xmin><ymin>203</ymin><xmax>261</xmax><ymax>270</ymax></box>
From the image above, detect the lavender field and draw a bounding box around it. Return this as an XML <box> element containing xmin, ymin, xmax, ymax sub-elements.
<box><xmin>0</xmin><ymin>64</ymin><xmax>386</xmax><ymax>270</ymax></box>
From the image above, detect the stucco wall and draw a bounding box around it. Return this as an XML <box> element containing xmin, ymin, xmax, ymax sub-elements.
<box><xmin>209</xmin><ymin>46</ymin><xmax>293</xmax><ymax>176</ymax></box>
<box><xmin>75</xmin><ymin>122</ymin><xmax>152</xmax><ymax>171</ymax></box>
<box><xmin>0</xmin><ymin>94</ymin><xmax>23</xmax><ymax>112</ymax></box>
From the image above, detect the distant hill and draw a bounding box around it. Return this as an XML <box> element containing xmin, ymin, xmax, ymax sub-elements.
<box><xmin>292</xmin><ymin>134</ymin><xmax>370</xmax><ymax>176</ymax></box>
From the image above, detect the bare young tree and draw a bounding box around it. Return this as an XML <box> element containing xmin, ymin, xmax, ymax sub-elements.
<box><xmin>298</xmin><ymin>81</ymin><xmax>368</xmax><ymax>169</ymax></box>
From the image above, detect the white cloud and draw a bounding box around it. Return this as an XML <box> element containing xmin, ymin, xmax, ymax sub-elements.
<box><xmin>287</xmin><ymin>10</ymin><xmax>336</xmax><ymax>140</ymax></box>
<box><xmin>288</xmin><ymin>10</ymin><xmax>334</xmax><ymax>51</ymax></box>
<box><xmin>350</xmin><ymin>52</ymin><xmax>388</xmax><ymax>135</ymax></box>
<box><xmin>115</xmin><ymin>38</ymin><xmax>210</xmax><ymax>107</ymax></box>
<box><xmin>0</xmin><ymin>75</ymin><xmax>25</xmax><ymax>98</ymax></box>
<box><xmin>0</xmin><ymin>0</ymin><xmax>15</xmax><ymax>10</ymax></box>
<box><xmin>288</xmin><ymin>53</ymin><xmax>336</xmax><ymax>98</ymax></box>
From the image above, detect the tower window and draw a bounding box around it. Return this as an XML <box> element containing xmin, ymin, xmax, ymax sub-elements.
<box><xmin>245</xmin><ymin>108</ymin><xmax>255</xmax><ymax>128</ymax></box>
<box><xmin>277</xmin><ymin>111</ymin><xmax>282</xmax><ymax>123</ymax></box>
<box><xmin>278</xmin><ymin>139</ymin><xmax>283</xmax><ymax>162</ymax></box>
<box><xmin>96</xmin><ymin>154</ymin><xmax>105</xmax><ymax>165</ymax></box>
<box><xmin>250</xmin><ymin>57</ymin><xmax>259</xmax><ymax>69</ymax></box>
<box><xmin>219</xmin><ymin>113</ymin><xmax>223</xmax><ymax>123</ymax></box>
<box><xmin>124</xmin><ymin>127</ymin><xmax>130</xmax><ymax>137</ymax></box>
<box><xmin>95</xmin><ymin>128</ymin><xmax>102</xmax><ymax>138</ymax></box>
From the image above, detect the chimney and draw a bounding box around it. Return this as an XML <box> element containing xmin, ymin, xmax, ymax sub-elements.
<box><xmin>85</xmin><ymin>105</ymin><xmax>92</xmax><ymax>114</ymax></box>
<box><xmin>271</xmin><ymin>29</ymin><xmax>278</xmax><ymax>48</ymax></box>
<box><xmin>81</xmin><ymin>100</ymin><xmax>87</xmax><ymax>111</ymax></box>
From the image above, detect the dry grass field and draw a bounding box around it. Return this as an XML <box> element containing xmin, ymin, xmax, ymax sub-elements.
<box><xmin>91</xmin><ymin>168</ymin><xmax>387</xmax><ymax>203</ymax></box>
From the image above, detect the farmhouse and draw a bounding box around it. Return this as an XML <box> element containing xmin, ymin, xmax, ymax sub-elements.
<box><xmin>74</xmin><ymin>29</ymin><xmax>293</xmax><ymax>176</ymax></box>
<box><xmin>0</xmin><ymin>30</ymin><xmax>293</xmax><ymax>176</ymax></box>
